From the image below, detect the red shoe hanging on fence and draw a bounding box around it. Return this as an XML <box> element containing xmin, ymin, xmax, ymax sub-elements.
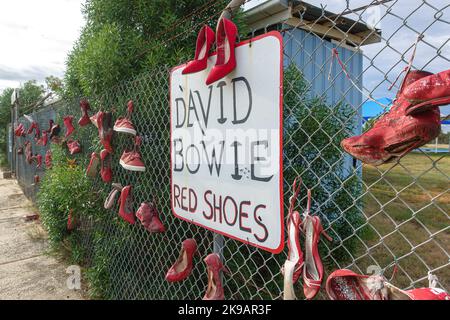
<box><xmin>78</xmin><ymin>99</ymin><xmax>92</xmax><ymax>126</ymax></box>
<box><xmin>104</xmin><ymin>183</ymin><xmax>123</xmax><ymax>209</ymax></box>
<box><xmin>67</xmin><ymin>140</ymin><xmax>82</xmax><ymax>155</ymax></box>
<box><xmin>326</xmin><ymin>269</ymin><xmax>450</xmax><ymax>300</ymax></box>
<box><xmin>67</xmin><ymin>209</ymin><xmax>77</xmax><ymax>231</ymax></box>
<box><xmin>302</xmin><ymin>189</ymin><xmax>333</xmax><ymax>300</ymax></box>
<box><xmin>136</xmin><ymin>200</ymin><xmax>166</xmax><ymax>233</ymax></box>
<box><xmin>36</xmin><ymin>131</ymin><xmax>48</xmax><ymax>146</ymax></box>
<box><xmin>182</xmin><ymin>25</ymin><xmax>215</xmax><ymax>75</ymax></box>
<box><xmin>100</xmin><ymin>149</ymin><xmax>112</xmax><ymax>183</ymax></box>
<box><xmin>45</xmin><ymin>150</ymin><xmax>52</xmax><ymax>169</ymax></box>
<box><xmin>165</xmin><ymin>239</ymin><xmax>198</xmax><ymax>283</ymax></box>
<box><xmin>282</xmin><ymin>177</ymin><xmax>304</xmax><ymax>300</ymax></box>
<box><xmin>205</xmin><ymin>18</ymin><xmax>238</xmax><ymax>85</ymax></box>
<box><xmin>119</xmin><ymin>136</ymin><xmax>146</xmax><ymax>172</ymax></box>
<box><xmin>35</xmin><ymin>154</ymin><xmax>43</xmax><ymax>169</ymax></box>
<box><xmin>64</xmin><ymin>116</ymin><xmax>75</xmax><ymax>138</ymax></box>
<box><xmin>98</xmin><ymin>112</ymin><xmax>114</xmax><ymax>153</ymax></box>
<box><xmin>202</xmin><ymin>253</ymin><xmax>229</xmax><ymax>300</ymax></box>
<box><xmin>118</xmin><ymin>185</ymin><xmax>136</xmax><ymax>224</ymax></box>
<box><xmin>86</xmin><ymin>152</ymin><xmax>100</xmax><ymax>177</ymax></box>
<box><xmin>114</xmin><ymin>100</ymin><xmax>137</xmax><ymax>135</ymax></box>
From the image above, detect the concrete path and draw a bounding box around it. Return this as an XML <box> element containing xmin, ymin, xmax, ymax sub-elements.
<box><xmin>0</xmin><ymin>172</ymin><xmax>84</xmax><ymax>300</ymax></box>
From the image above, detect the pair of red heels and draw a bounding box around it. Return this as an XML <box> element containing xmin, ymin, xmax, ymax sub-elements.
<box><xmin>165</xmin><ymin>239</ymin><xmax>229</xmax><ymax>300</ymax></box>
<box><xmin>342</xmin><ymin>68</ymin><xmax>450</xmax><ymax>166</ymax></box>
<box><xmin>283</xmin><ymin>178</ymin><xmax>333</xmax><ymax>300</ymax></box>
<box><xmin>182</xmin><ymin>18</ymin><xmax>238</xmax><ymax>85</ymax></box>
<box><xmin>326</xmin><ymin>269</ymin><xmax>449</xmax><ymax>300</ymax></box>
<box><xmin>103</xmin><ymin>184</ymin><xmax>165</xmax><ymax>232</ymax></box>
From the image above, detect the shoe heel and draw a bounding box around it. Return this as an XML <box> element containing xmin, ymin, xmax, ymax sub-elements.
<box><xmin>322</xmin><ymin>229</ymin><xmax>333</xmax><ymax>242</ymax></box>
<box><xmin>222</xmin><ymin>266</ymin><xmax>230</xmax><ymax>274</ymax></box>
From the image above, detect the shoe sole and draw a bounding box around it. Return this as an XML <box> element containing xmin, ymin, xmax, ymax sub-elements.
<box><xmin>113</xmin><ymin>126</ymin><xmax>137</xmax><ymax>135</ymax></box>
<box><xmin>119</xmin><ymin>159</ymin><xmax>146</xmax><ymax>172</ymax></box>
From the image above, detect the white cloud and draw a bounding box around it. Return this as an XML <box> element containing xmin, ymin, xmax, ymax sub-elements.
<box><xmin>0</xmin><ymin>0</ymin><xmax>85</xmax><ymax>93</ymax></box>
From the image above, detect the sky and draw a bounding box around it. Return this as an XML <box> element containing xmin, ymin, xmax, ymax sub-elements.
<box><xmin>0</xmin><ymin>0</ymin><xmax>84</xmax><ymax>92</ymax></box>
<box><xmin>0</xmin><ymin>0</ymin><xmax>449</xmax><ymax>117</ymax></box>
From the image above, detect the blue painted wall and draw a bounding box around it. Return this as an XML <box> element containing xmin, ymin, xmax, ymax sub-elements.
<box><xmin>282</xmin><ymin>27</ymin><xmax>364</xmax><ymax>175</ymax></box>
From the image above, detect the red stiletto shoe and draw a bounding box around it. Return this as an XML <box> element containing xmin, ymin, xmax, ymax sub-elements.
<box><xmin>78</xmin><ymin>99</ymin><xmax>91</xmax><ymax>126</ymax></box>
<box><xmin>114</xmin><ymin>100</ymin><xmax>136</xmax><ymax>135</ymax></box>
<box><xmin>86</xmin><ymin>152</ymin><xmax>99</xmax><ymax>177</ymax></box>
<box><xmin>35</xmin><ymin>154</ymin><xmax>43</xmax><ymax>168</ymax></box>
<box><xmin>165</xmin><ymin>239</ymin><xmax>198</xmax><ymax>283</ymax></box>
<box><xmin>203</xmin><ymin>253</ymin><xmax>229</xmax><ymax>300</ymax></box>
<box><xmin>302</xmin><ymin>189</ymin><xmax>332</xmax><ymax>300</ymax></box>
<box><xmin>182</xmin><ymin>25</ymin><xmax>215</xmax><ymax>75</ymax></box>
<box><xmin>98</xmin><ymin>112</ymin><xmax>114</xmax><ymax>153</ymax></box>
<box><xmin>64</xmin><ymin>116</ymin><xmax>75</xmax><ymax>138</ymax></box>
<box><xmin>90</xmin><ymin>111</ymin><xmax>101</xmax><ymax>128</ymax></box>
<box><xmin>45</xmin><ymin>150</ymin><xmax>52</xmax><ymax>169</ymax></box>
<box><xmin>205</xmin><ymin>18</ymin><xmax>238</xmax><ymax>85</ymax></box>
<box><xmin>283</xmin><ymin>178</ymin><xmax>304</xmax><ymax>300</ymax></box>
<box><xmin>100</xmin><ymin>149</ymin><xmax>112</xmax><ymax>183</ymax></box>
<box><xmin>118</xmin><ymin>185</ymin><xmax>135</xmax><ymax>224</ymax></box>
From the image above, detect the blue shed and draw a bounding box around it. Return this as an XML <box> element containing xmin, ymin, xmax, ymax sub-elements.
<box><xmin>245</xmin><ymin>0</ymin><xmax>382</xmax><ymax>174</ymax></box>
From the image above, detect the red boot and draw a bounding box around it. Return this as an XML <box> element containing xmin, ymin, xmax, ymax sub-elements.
<box><xmin>205</xmin><ymin>18</ymin><xmax>238</xmax><ymax>85</ymax></box>
<box><xmin>100</xmin><ymin>149</ymin><xmax>112</xmax><ymax>183</ymax></box>
<box><xmin>118</xmin><ymin>185</ymin><xmax>135</xmax><ymax>224</ymax></box>
<box><xmin>203</xmin><ymin>253</ymin><xmax>229</xmax><ymax>300</ymax></box>
<box><xmin>64</xmin><ymin>116</ymin><xmax>75</xmax><ymax>138</ymax></box>
<box><xmin>182</xmin><ymin>25</ymin><xmax>215</xmax><ymax>75</ymax></box>
<box><xmin>165</xmin><ymin>239</ymin><xmax>198</xmax><ymax>283</ymax></box>
<box><xmin>98</xmin><ymin>112</ymin><xmax>114</xmax><ymax>153</ymax></box>
<box><xmin>114</xmin><ymin>100</ymin><xmax>136</xmax><ymax>135</ymax></box>
<box><xmin>78</xmin><ymin>99</ymin><xmax>92</xmax><ymax>126</ymax></box>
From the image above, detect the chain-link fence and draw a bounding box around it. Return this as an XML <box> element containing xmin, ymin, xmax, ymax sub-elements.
<box><xmin>7</xmin><ymin>0</ymin><xmax>449</xmax><ymax>299</ymax></box>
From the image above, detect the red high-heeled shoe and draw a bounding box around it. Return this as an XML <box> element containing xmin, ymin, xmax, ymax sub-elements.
<box><xmin>104</xmin><ymin>183</ymin><xmax>123</xmax><ymax>209</ymax></box>
<box><xmin>86</xmin><ymin>152</ymin><xmax>99</xmax><ymax>177</ymax></box>
<box><xmin>118</xmin><ymin>185</ymin><xmax>135</xmax><ymax>224</ymax></box>
<box><xmin>45</xmin><ymin>150</ymin><xmax>52</xmax><ymax>169</ymax></box>
<box><xmin>302</xmin><ymin>189</ymin><xmax>333</xmax><ymax>300</ymax></box>
<box><xmin>182</xmin><ymin>25</ymin><xmax>215</xmax><ymax>75</ymax></box>
<box><xmin>203</xmin><ymin>253</ymin><xmax>229</xmax><ymax>300</ymax></box>
<box><xmin>78</xmin><ymin>99</ymin><xmax>91</xmax><ymax>126</ymax></box>
<box><xmin>64</xmin><ymin>116</ymin><xmax>75</xmax><ymax>138</ymax></box>
<box><xmin>205</xmin><ymin>18</ymin><xmax>238</xmax><ymax>86</ymax></box>
<box><xmin>283</xmin><ymin>177</ymin><xmax>304</xmax><ymax>300</ymax></box>
<box><xmin>98</xmin><ymin>112</ymin><xmax>114</xmax><ymax>153</ymax></box>
<box><xmin>165</xmin><ymin>239</ymin><xmax>198</xmax><ymax>283</ymax></box>
<box><xmin>100</xmin><ymin>149</ymin><xmax>112</xmax><ymax>183</ymax></box>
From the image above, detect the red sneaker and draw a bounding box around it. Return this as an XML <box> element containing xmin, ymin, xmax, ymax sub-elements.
<box><xmin>203</xmin><ymin>253</ymin><xmax>229</xmax><ymax>300</ymax></box>
<box><xmin>45</xmin><ymin>150</ymin><xmax>52</xmax><ymax>169</ymax></box>
<box><xmin>118</xmin><ymin>185</ymin><xmax>135</xmax><ymax>224</ymax></box>
<box><xmin>205</xmin><ymin>18</ymin><xmax>238</xmax><ymax>85</ymax></box>
<box><xmin>98</xmin><ymin>112</ymin><xmax>114</xmax><ymax>153</ymax></box>
<box><xmin>86</xmin><ymin>152</ymin><xmax>99</xmax><ymax>177</ymax></box>
<box><xmin>165</xmin><ymin>239</ymin><xmax>198</xmax><ymax>283</ymax></box>
<box><xmin>67</xmin><ymin>140</ymin><xmax>82</xmax><ymax>155</ymax></box>
<box><xmin>182</xmin><ymin>25</ymin><xmax>215</xmax><ymax>75</ymax></box>
<box><xmin>78</xmin><ymin>99</ymin><xmax>91</xmax><ymax>126</ymax></box>
<box><xmin>64</xmin><ymin>116</ymin><xmax>75</xmax><ymax>138</ymax></box>
<box><xmin>119</xmin><ymin>136</ymin><xmax>145</xmax><ymax>172</ymax></box>
<box><xmin>114</xmin><ymin>100</ymin><xmax>136</xmax><ymax>135</ymax></box>
<box><xmin>100</xmin><ymin>149</ymin><xmax>112</xmax><ymax>183</ymax></box>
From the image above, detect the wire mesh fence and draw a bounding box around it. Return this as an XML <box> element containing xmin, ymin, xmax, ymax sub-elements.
<box><xmin>7</xmin><ymin>0</ymin><xmax>449</xmax><ymax>299</ymax></box>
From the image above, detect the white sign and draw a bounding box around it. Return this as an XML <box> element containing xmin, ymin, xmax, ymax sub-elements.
<box><xmin>170</xmin><ymin>32</ymin><xmax>284</xmax><ymax>253</ymax></box>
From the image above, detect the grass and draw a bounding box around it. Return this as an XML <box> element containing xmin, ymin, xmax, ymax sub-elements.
<box><xmin>358</xmin><ymin>152</ymin><xmax>449</xmax><ymax>290</ymax></box>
